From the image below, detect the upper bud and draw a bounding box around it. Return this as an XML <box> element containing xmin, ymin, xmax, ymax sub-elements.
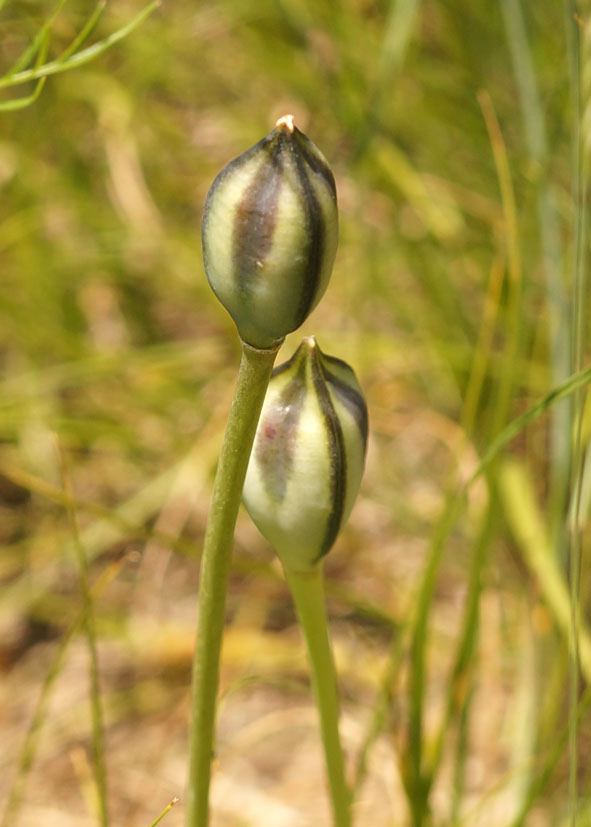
<box><xmin>243</xmin><ymin>337</ymin><xmax>368</xmax><ymax>572</ymax></box>
<box><xmin>202</xmin><ymin>117</ymin><xmax>338</xmax><ymax>349</ymax></box>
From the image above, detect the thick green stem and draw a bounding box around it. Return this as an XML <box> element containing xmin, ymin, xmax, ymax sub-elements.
<box><xmin>186</xmin><ymin>340</ymin><xmax>280</xmax><ymax>827</ymax></box>
<box><xmin>285</xmin><ymin>566</ymin><xmax>352</xmax><ymax>827</ymax></box>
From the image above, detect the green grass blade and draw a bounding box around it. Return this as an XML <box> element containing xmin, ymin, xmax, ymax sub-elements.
<box><xmin>402</xmin><ymin>91</ymin><xmax>521</xmax><ymax>817</ymax></box>
<box><xmin>0</xmin><ymin>76</ymin><xmax>46</xmax><ymax>111</ymax></box>
<box><xmin>353</xmin><ymin>609</ymin><xmax>409</xmax><ymax>794</ymax></box>
<box><xmin>379</xmin><ymin>0</ymin><xmax>421</xmax><ymax>77</ymax></box>
<box><xmin>0</xmin><ymin>27</ymin><xmax>49</xmax><ymax>112</ymax></box>
<box><xmin>403</xmin><ymin>492</ymin><xmax>464</xmax><ymax>823</ymax></box>
<box><xmin>425</xmin><ymin>500</ymin><xmax>495</xmax><ymax>795</ymax></box>
<box><xmin>510</xmin><ymin>688</ymin><xmax>591</xmax><ymax>826</ymax></box>
<box><xmin>0</xmin><ymin>0</ymin><xmax>160</xmax><ymax>90</ymax></box>
<box><xmin>5</xmin><ymin>0</ymin><xmax>66</xmax><ymax>75</ymax></box>
<box><xmin>57</xmin><ymin>0</ymin><xmax>107</xmax><ymax>61</ymax></box>
<box><xmin>500</xmin><ymin>0</ymin><xmax>570</xmax><ymax>541</ymax></box>
<box><xmin>564</xmin><ymin>3</ymin><xmax>589</xmax><ymax>822</ymax></box>
<box><xmin>477</xmin><ymin>89</ymin><xmax>522</xmax><ymax>437</ymax></box>
<box><xmin>499</xmin><ymin>0</ymin><xmax>547</xmax><ymax>159</ymax></box>
<box><xmin>498</xmin><ymin>459</ymin><xmax>591</xmax><ymax>681</ymax></box>
<box><xmin>467</xmin><ymin>366</ymin><xmax>591</xmax><ymax>488</ymax></box>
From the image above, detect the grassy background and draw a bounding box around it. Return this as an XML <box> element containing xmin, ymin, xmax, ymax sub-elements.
<box><xmin>0</xmin><ymin>1</ymin><xmax>589</xmax><ymax>825</ymax></box>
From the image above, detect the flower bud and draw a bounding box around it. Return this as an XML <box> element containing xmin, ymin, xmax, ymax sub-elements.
<box><xmin>202</xmin><ymin>116</ymin><xmax>338</xmax><ymax>349</ymax></box>
<box><xmin>243</xmin><ymin>337</ymin><xmax>368</xmax><ymax>572</ymax></box>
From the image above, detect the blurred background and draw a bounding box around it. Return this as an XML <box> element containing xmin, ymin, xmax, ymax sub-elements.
<box><xmin>0</xmin><ymin>1</ymin><xmax>588</xmax><ymax>825</ymax></box>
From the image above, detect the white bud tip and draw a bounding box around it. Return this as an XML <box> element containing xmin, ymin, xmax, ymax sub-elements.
<box><xmin>275</xmin><ymin>114</ymin><xmax>295</xmax><ymax>133</ymax></box>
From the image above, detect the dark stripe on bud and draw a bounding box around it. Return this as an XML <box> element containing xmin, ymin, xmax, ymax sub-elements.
<box><xmin>289</xmin><ymin>144</ymin><xmax>325</xmax><ymax>327</ymax></box>
<box><xmin>324</xmin><ymin>368</ymin><xmax>369</xmax><ymax>453</ymax></box>
<box><xmin>233</xmin><ymin>149</ymin><xmax>282</xmax><ymax>297</ymax></box>
<box><xmin>309</xmin><ymin>346</ymin><xmax>347</xmax><ymax>561</ymax></box>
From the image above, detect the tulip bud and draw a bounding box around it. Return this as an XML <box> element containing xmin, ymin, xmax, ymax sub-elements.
<box><xmin>243</xmin><ymin>337</ymin><xmax>368</xmax><ymax>572</ymax></box>
<box><xmin>202</xmin><ymin>116</ymin><xmax>338</xmax><ymax>349</ymax></box>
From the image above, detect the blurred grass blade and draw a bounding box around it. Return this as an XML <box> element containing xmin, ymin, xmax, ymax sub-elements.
<box><xmin>498</xmin><ymin>459</ymin><xmax>591</xmax><ymax>681</ymax></box>
<box><xmin>499</xmin><ymin>0</ymin><xmax>547</xmax><ymax>158</ymax></box>
<box><xmin>353</xmin><ymin>607</ymin><xmax>410</xmax><ymax>793</ymax></box>
<box><xmin>467</xmin><ymin>366</ymin><xmax>591</xmax><ymax>487</ymax></box>
<box><xmin>58</xmin><ymin>442</ymin><xmax>108</xmax><ymax>827</ymax></box>
<box><xmin>505</xmin><ymin>599</ymin><xmax>538</xmax><ymax>821</ymax></box>
<box><xmin>0</xmin><ymin>27</ymin><xmax>49</xmax><ymax>112</ymax></box>
<box><xmin>461</xmin><ymin>254</ymin><xmax>505</xmax><ymax>435</ymax></box>
<box><xmin>564</xmin><ymin>5</ymin><xmax>588</xmax><ymax>822</ymax></box>
<box><xmin>500</xmin><ymin>0</ymin><xmax>570</xmax><ymax>536</ymax></box>
<box><xmin>358</xmin><ymin>0</ymin><xmax>421</xmax><ymax>152</ymax></box>
<box><xmin>59</xmin><ymin>1</ymin><xmax>107</xmax><ymax>61</ymax></box>
<box><xmin>0</xmin><ymin>560</ymin><xmax>124</xmax><ymax>827</ymax></box>
<box><xmin>403</xmin><ymin>492</ymin><xmax>464</xmax><ymax>822</ymax></box>
<box><xmin>424</xmin><ymin>250</ymin><xmax>507</xmax><ymax>805</ymax></box>
<box><xmin>149</xmin><ymin>797</ymin><xmax>179</xmax><ymax>827</ymax></box>
<box><xmin>0</xmin><ymin>76</ymin><xmax>46</xmax><ymax>111</ymax></box>
<box><xmin>510</xmin><ymin>687</ymin><xmax>591</xmax><ymax>826</ymax></box>
<box><xmin>379</xmin><ymin>0</ymin><xmax>421</xmax><ymax>76</ymax></box>
<box><xmin>425</xmin><ymin>503</ymin><xmax>495</xmax><ymax>795</ymax></box>
<box><xmin>5</xmin><ymin>0</ymin><xmax>66</xmax><ymax>75</ymax></box>
<box><xmin>0</xmin><ymin>0</ymin><xmax>160</xmax><ymax>90</ymax></box>
<box><xmin>477</xmin><ymin>89</ymin><xmax>522</xmax><ymax>436</ymax></box>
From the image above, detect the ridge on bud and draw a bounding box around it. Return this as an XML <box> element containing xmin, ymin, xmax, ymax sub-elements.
<box><xmin>243</xmin><ymin>337</ymin><xmax>368</xmax><ymax>572</ymax></box>
<box><xmin>202</xmin><ymin>118</ymin><xmax>338</xmax><ymax>349</ymax></box>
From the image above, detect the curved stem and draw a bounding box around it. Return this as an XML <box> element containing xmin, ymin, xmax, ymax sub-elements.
<box><xmin>285</xmin><ymin>566</ymin><xmax>352</xmax><ymax>827</ymax></box>
<box><xmin>186</xmin><ymin>340</ymin><xmax>281</xmax><ymax>827</ymax></box>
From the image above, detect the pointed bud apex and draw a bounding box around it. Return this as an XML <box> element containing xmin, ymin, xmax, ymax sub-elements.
<box><xmin>202</xmin><ymin>119</ymin><xmax>338</xmax><ymax>349</ymax></box>
<box><xmin>243</xmin><ymin>337</ymin><xmax>368</xmax><ymax>572</ymax></box>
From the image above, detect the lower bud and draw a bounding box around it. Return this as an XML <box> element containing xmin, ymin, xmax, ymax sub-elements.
<box><xmin>243</xmin><ymin>337</ymin><xmax>368</xmax><ymax>572</ymax></box>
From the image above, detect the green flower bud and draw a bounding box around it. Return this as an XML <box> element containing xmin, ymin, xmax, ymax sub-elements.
<box><xmin>243</xmin><ymin>337</ymin><xmax>368</xmax><ymax>572</ymax></box>
<box><xmin>202</xmin><ymin>116</ymin><xmax>338</xmax><ymax>349</ymax></box>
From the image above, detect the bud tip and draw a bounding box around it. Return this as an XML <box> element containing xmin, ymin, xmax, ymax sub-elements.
<box><xmin>275</xmin><ymin>113</ymin><xmax>296</xmax><ymax>133</ymax></box>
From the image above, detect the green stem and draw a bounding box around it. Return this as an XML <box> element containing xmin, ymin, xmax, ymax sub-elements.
<box><xmin>285</xmin><ymin>566</ymin><xmax>352</xmax><ymax>827</ymax></box>
<box><xmin>186</xmin><ymin>340</ymin><xmax>280</xmax><ymax>827</ymax></box>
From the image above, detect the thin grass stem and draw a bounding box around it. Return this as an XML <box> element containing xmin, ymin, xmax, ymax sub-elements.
<box><xmin>426</xmin><ymin>497</ymin><xmax>496</xmax><ymax>793</ymax></box>
<box><xmin>404</xmin><ymin>491</ymin><xmax>464</xmax><ymax>825</ymax></box>
<box><xmin>58</xmin><ymin>442</ymin><xmax>108</xmax><ymax>827</ymax></box>
<box><xmin>477</xmin><ymin>89</ymin><xmax>522</xmax><ymax>436</ymax></box>
<box><xmin>149</xmin><ymin>797</ymin><xmax>180</xmax><ymax>827</ymax></box>
<box><xmin>510</xmin><ymin>687</ymin><xmax>591</xmax><ymax>827</ymax></box>
<box><xmin>0</xmin><ymin>558</ymin><xmax>124</xmax><ymax>827</ymax></box>
<box><xmin>59</xmin><ymin>1</ymin><xmax>107</xmax><ymax>61</ymax></box>
<box><xmin>353</xmin><ymin>608</ymin><xmax>409</xmax><ymax>795</ymax></box>
<box><xmin>501</xmin><ymin>0</ymin><xmax>571</xmax><ymax>557</ymax></box>
<box><xmin>565</xmin><ymin>3</ymin><xmax>589</xmax><ymax>820</ymax></box>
